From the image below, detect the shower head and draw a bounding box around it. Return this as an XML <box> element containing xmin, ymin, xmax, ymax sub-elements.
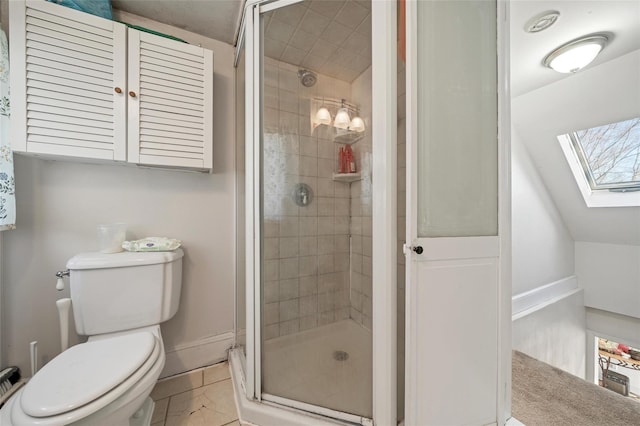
<box><xmin>298</xmin><ymin>69</ymin><xmax>317</xmax><ymax>87</ymax></box>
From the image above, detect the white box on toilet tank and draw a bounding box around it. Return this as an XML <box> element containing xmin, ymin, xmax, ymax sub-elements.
<box><xmin>66</xmin><ymin>249</ymin><xmax>183</xmax><ymax>335</ymax></box>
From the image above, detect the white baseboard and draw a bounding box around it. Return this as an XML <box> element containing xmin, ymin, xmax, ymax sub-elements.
<box><xmin>161</xmin><ymin>331</ymin><xmax>234</xmax><ymax>378</ymax></box>
<box><xmin>512</xmin><ymin>276</ymin><xmax>579</xmax><ymax>321</ymax></box>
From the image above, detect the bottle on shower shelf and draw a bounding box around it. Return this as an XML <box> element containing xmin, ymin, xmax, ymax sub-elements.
<box><xmin>345</xmin><ymin>145</ymin><xmax>356</xmax><ymax>173</ymax></box>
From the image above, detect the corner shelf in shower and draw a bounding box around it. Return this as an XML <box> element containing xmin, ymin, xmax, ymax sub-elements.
<box><xmin>312</xmin><ymin>123</ymin><xmax>364</xmax><ymax>145</ymax></box>
<box><xmin>332</xmin><ymin>172</ymin><xmax>362</xmax><ymax>183</ymax></box>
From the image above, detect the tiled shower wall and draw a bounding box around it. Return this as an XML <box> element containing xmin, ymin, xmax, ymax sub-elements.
<box><xmin>262</xmin><ymin>58</ymin><xmax>354</xmax><ymax>340</ymax></box>
<box><xmin>349</xmin><ymin>67</ymin><xmax>373</xmax><ymax>331</ymax></box>
<box><xmin>397</xmin><ymin>56</ymin><xmax>407</xmax><ymax>421</ymax></box>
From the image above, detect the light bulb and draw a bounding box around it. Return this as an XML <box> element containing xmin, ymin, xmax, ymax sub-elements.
<box><xmin>349</xmin><ymin>117</ymin><xmax>365</xmax><ymax>132</ymax></box>
<box><xmin>334</xmin><ymin>108</ymin><xmax>351</xmax><ymax>129</ymax></box>
<box><xmin>315</xmin><ymin>107</ymin><xmax>332</xmax><ymax>125</ymax></box>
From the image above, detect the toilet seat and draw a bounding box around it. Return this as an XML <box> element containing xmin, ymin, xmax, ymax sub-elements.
<box><xmin>7</xmin><ymin>331</ymin><xmax>162</xmax><ymax>425</ymax></box>
<box><xmin>22</xmin><ymin>331</ymin><xmax>157</xmax><ymax>417</ymax></box>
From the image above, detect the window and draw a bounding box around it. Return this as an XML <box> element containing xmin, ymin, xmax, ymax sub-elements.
<box><xmin>558</xmin><ymin>117</ymin><xmax>640</xmax><ymax>207</ymax></box>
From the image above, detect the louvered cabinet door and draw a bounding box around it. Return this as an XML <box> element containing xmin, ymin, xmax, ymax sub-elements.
<box><xmin>128</xmin><ymin>30</ymin><xmax>214</xmax><ymax>171</ymax></box>
<box><xmin>10</xmin><ymin>0</ymin><xmax>127</xmax><ymax>161</ymax></box>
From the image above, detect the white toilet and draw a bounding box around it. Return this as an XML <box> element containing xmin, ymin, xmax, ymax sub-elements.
<box><xmin>0</xmin><ymin>249</ymin><xmax>184</xmax><ymax>426</ymax></box>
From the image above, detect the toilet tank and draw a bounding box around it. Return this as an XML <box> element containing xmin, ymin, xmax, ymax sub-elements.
<box><xmin>67</xmin><ymin>249</ymin><xmax>183</xmax><ymax>335</ymax></box>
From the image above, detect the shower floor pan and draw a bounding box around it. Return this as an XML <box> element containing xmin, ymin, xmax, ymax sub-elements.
<box><xmin>262</xmin><ymin>319</ymin><xmax>373</xmax><ymax>418</ymax></box>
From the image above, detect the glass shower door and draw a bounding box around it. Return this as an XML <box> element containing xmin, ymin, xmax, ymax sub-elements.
<box><xmin>255</xmin><ymin>0</ymin><xmax>373</xmax><ymax>421</ymax></box>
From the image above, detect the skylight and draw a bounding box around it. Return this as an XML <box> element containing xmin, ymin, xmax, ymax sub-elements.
<box><xmin>569</xmin><ymin>117</ymin><xmax>640</xmax><ymax>191</ymax></box>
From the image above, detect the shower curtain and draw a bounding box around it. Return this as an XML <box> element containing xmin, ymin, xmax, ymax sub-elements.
<box><xmin>0</xmin><ymin>26</ymin><xmax>15</xmax><ymax>231</ymax></box>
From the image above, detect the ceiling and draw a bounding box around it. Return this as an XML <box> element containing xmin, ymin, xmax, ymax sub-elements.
<box><xmin>262</xmin><ymin>1</ymin><xmax>371</xmax><ymax>83</ymax></box>
<box><xmin>111</xmin><ymin>1</ymin><xmax>638</xmax><ymax>90</ymax></box>
<box><xmin>111</xmin><ymin>0</ymin><xmax>244</xmax><ymax>46</ymax></box>
<box><xmin>111</xmin><ymin>0</ymin><xmax>371</xmax><ymax>83</ymax></box>
<box><xmin>510</xmin><ymin>0</ymin><xmax>640</xmax><ymax>96</ymax></box>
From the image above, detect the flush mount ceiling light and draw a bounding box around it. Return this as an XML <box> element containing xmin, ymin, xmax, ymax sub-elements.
<box><xmin>525</xmin><ymin>11</ymin><xmax>560</xmax><ymax>33</ymax></box>
<box><xmin>543</xmin><ymin>34</ymin><xmax>608</xmax><ymax>73</ymax></box>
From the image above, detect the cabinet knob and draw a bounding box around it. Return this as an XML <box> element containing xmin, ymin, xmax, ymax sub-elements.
<box><xmin>129</xmin><ymin>91</ymin><xmax>137</xmax><ymax>98</ymax></box>
<box><xmin>412</xmin><ymin>246</ymin><xmax>424</xmax><ymax>255</ymax></box>
<box><xmin>114</xmin><ymin>87</ymin><xmax>122</xmax><ymax>94</ymax></box>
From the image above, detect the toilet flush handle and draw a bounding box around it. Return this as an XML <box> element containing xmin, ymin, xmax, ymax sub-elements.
<box><xmin>55</xmin><ymin>269</ymin><xmax>69</xmax><ymax>291</ymax></box>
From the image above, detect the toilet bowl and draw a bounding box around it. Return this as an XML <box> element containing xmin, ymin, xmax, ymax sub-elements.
<box><xmin>0</xmin><ymin>249</ymin><xmax>183</xmax><ymax>426</ymax></box>
<box><xmin>1</xmin><ymin>326</ymin><xmax>164</xmax><ymax>426</ymax></box>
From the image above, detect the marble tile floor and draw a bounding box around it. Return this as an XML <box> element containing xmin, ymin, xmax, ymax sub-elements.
<box><xmin>150</xmin><ymin>361</ymin><xmax>246</xmax><ymax>426</ymax></box>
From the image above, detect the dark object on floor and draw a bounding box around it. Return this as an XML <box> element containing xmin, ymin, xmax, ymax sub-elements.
<box><xmin>512</xmin><ymin>350</ymin><xmax>640</xmax><ymax>426</ymax></box>
<box><xmin>605</xmin><ymin>370</ymin><xmax>630</xmax><ymax>396</ymax></box>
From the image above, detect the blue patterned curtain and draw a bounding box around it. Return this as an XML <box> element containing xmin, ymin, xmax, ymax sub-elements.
<box><xmin>0</xmin><ymin>26</ymin><xmax>15</xmax><ymax>231</ymax></box>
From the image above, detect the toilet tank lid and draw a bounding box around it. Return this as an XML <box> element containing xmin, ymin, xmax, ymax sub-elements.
<box><xmin>67</xmin><ymin>248</ymin><xmax>184</xmax><ymax>270</ymax></box>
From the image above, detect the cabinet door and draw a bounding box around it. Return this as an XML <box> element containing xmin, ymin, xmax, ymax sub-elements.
<box><xmin>10</xmin><ymin>0</ymin><xmax>126</xmax><ymax>161</ymax></box>
<box><xmin>127</xmin><ymin>31</ymin><xmax>214</xmax><ymax>171</ymax></box>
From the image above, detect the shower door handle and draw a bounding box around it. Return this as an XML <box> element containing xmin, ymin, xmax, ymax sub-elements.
<box><xmin>403</xmin><ymin>243</ymin><xmax>424</xmax><ymax>255</ymax></box>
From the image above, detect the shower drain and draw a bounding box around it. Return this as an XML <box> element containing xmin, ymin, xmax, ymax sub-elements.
<box><xmin>333</xmin><ymin>350</ymin><xmax>349</xmax><ymax>361</ymax></box>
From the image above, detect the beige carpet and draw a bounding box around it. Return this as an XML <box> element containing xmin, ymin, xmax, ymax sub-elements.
<box><xmin>512</xmin><ymin>350</ymin><xmax>640</xmax><ymax>426</ymax></box>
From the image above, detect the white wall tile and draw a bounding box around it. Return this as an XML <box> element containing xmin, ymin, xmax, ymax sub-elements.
<box><xmin>318</xmin><ymin>254</ymin><xmax>334</xmax><ymax>274</ymax></box>
<box><xmin>264</xmin><ymin>237</ymin><xmax>279</xmax><ymax>260</ymax></box>
<box><xmin>279</xmin><ymin>217</ymin><xmax>299</xmax><ymax>237</ymax></box>
<box><xmin>299</xmin><ymin>255</ymin><xmax>318</xmax><ymax>277</ymax></box>
<box><xmin>265</xmin><ymin>281</ymin><xmax>279</xmax><ymax>304</ymax></box>
<box><xmin>299</xmin><ymin>276</ymin><xmax>318</xmax><ymax>297</ymax></box>
<box><xmin>300</xmin><ymin>295</ymin><xmax>318</xmax><ymax>316</ymax></box>
<box><xmin>299</xmin><ymin>217</ymin><xmax>318</xmax><ymax>236</ymax></box>
<box><xmin>279</xmin><ymin>258</ymin><xmax>299</xmax><ymax>279</ymax></box>
<box><xmin>279</xmin><ymin>319</ymin><xmax>300</xmax><ymax>336</ymax></box>
<box><xmin>264</xmin><ymin>260</ymin><xmax>279</xmax><ymax>281</ymax></box>
<box><xmin>279</xmin><ymin>237</ymin><xmax>299</xmax><ymax>258</ymax></box>
<box><xmin>317</xmin><ymin>236</ymin><xmax>334</xmax><ymax>254</ymax></box>
<box><xmin>279</xmin><ymin>299</ymin><xmax>299</xmax><ymax>321</ymax></box>
<box><xmin>299</xmin><ymin>236</ymin><xmax>318</xmax><ymax>256</ymax></box>
<box><xmin>265</xmin><ymin>302</ymin><xmax>279</xmax><ymax>325</ymax></box>
<box><xmin>279</xmin><ymin>278</ymin><xmax>299</xmax><ymax>300</ymax></box>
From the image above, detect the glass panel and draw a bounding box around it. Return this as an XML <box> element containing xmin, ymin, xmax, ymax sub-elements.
<box><xmin>416</xmin><ymin>0</ymin><xmax>498</xmax><ymax>237</ymax></box>
<box><xmin>397</xmin><ymin>26</ymin><xmax>406</xmax><ymax>423</ymax></box>
<box><xmin>235</xmin><ymin>44</ymin><xmax>246</xmax><ymax>354</ymax></box>
<box><xmin>571</xmin><ymin>117</ymin><xmax>640</xmax><ymax>190</ymax></box>
<box><xmin>259</xmin><ymin>0</ymin><xmax>373</xmax><ymax>418</ymax></box>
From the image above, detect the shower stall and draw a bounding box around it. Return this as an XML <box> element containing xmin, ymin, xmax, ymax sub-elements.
<box><xmin>232</xmin><ymin>1</ymin><xmax>508</xmax><ymax>425</ymax></box>
<box><xmin>232</xmin><ymin>0</ymin><xmax>400</xmax><ymax>424</ymax></box>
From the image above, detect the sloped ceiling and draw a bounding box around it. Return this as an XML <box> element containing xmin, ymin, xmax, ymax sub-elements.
<box><xmin>511</xmin><ymin>0</ymin><xmax>640</xmax><ymax>245</ymax></box>
<box><xmin>510</xmin><ymin>0</ymin><xmax>640</xmax><ymax>97</ymax></box>
<box><xmin>262</xmin><ymin>0</ymin><xmax>371</xmax><ymax>83</ymax></box>
<box><xmin>513</xmin><ymin>50</ymin><xmax>640</xmax><ymax>244</ymax></box>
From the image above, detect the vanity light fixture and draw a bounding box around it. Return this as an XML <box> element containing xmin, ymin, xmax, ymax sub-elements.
<box><xmin>349</xmin><ymin>116</ymin><xmax>365</xmax><ymax>133</ymax></box>
<box><xmin>543</xmin><ymin>34</ymin><xmax>608</xmax><ymax>73</ymax></box>
<box><xmin>315</xmin><ymin>107</ymin><xmax>332</xmax><ymax>125</ymax></box>
<box><xmin>333</xmin><ymin>99</ymin><xmax>351</xmax><ymax>129</ymax></box>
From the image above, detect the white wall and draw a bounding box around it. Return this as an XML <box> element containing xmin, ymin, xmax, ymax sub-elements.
<box><xmin>513</xmin><ymin>290</ymin><xmax>586</xmax><ymax>378</ymax></box>
<box><xmin>577</xmin><ymin>242</ymin><xmax>640</xmax><ymax>319</ymax></box>
<box><xmin>1</xmin><ymin>9</ymin><xmax>237</xmax><ymax>378</ymax></box>
<box><xmin>511</xmin><ymin>130</ymin><xmax>574</xmax><ymax>295</ymax></box>
<box><xmin>510</xmin><ymin>50</ymin><xmax>584</xmax><ymax>376</ymax></box>
<box><xmin>512</xmin><ymin>49</ymin><xmax>640</xmax><ymax>245</ymax></box>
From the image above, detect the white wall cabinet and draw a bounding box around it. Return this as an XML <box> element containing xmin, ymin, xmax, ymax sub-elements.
<box><xmin>10</xmin><ymin>0</ymin><xmax>214</xmax><ymax>171</ymax></box>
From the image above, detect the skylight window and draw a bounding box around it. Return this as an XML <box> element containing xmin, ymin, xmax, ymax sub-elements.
<box><xmin>570</xmin><ymin>117</ymin><xmax>640</xmax><ymax>191</ymax></box>
<box><xmin>558</xmin><ymin>117</ymin><xmax>640</xmax><ymax>207</ymax></box>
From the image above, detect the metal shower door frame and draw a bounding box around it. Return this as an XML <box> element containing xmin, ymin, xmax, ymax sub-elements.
<box><xmin>242</xmin><ymin>0</ymin><xmax>398</xmax><ymax>424</ymax></box>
